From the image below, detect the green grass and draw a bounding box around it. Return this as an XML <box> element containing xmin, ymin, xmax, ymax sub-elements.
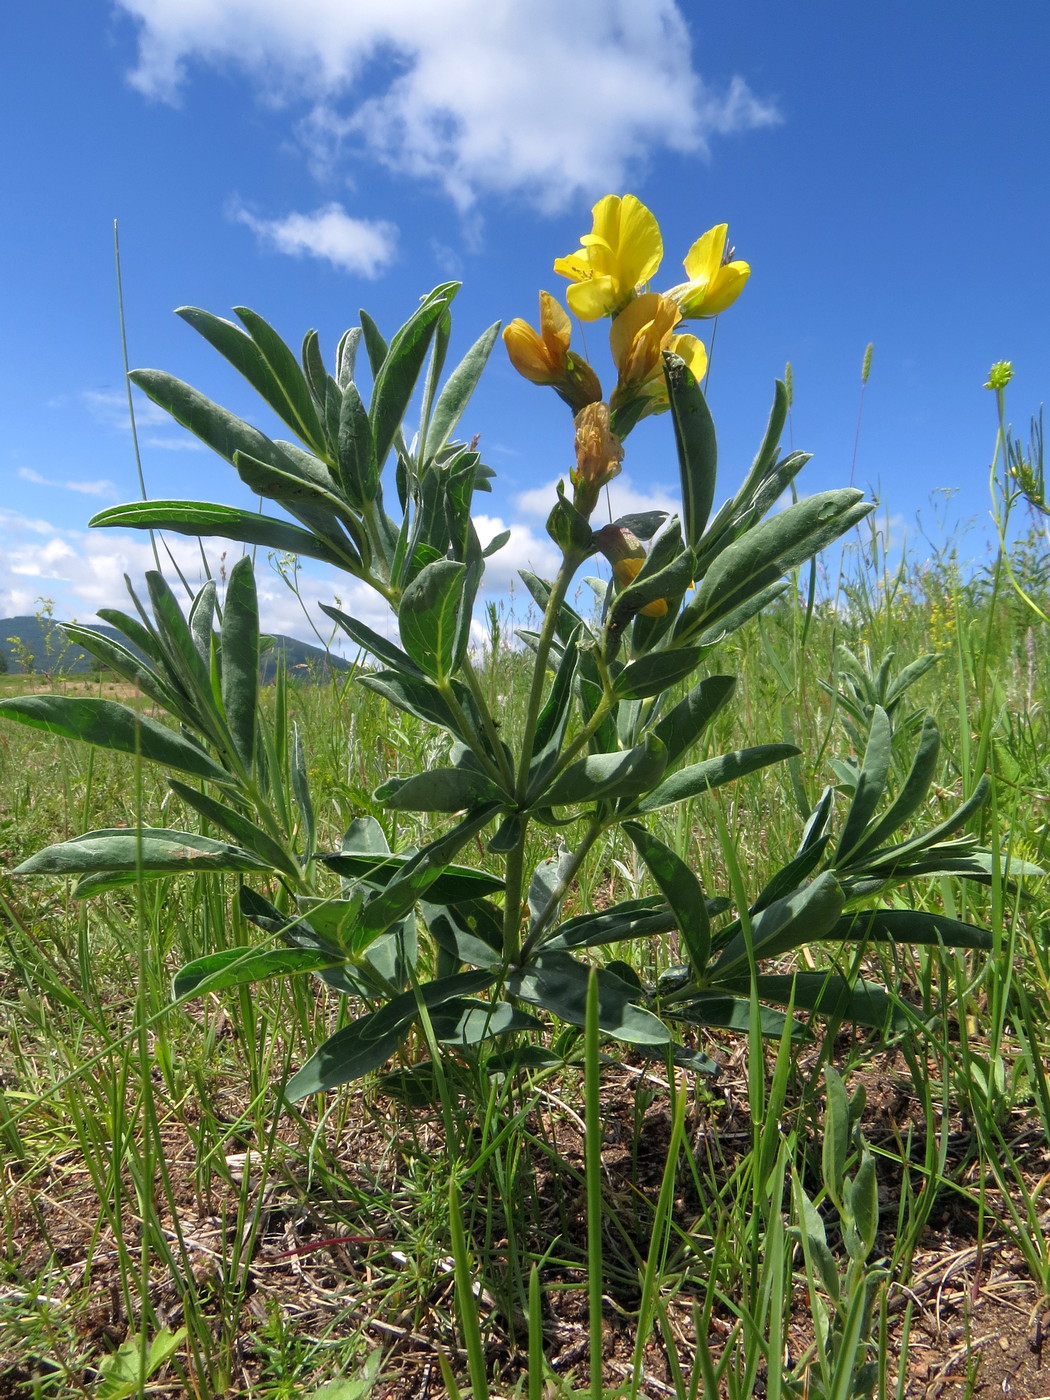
<box><xmin>1</xmin><ymin>532</ymin><xmax>1048</xmax><ymax>1398</ymax></box>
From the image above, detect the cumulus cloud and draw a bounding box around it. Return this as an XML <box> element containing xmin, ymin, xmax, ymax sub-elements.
<box><xmin>115</xmin><ymin>0</ymin><xmax>780</xmax><ymax>208</ymax></box>
<box><xmin>19</xmin><ymin>467</ymin><xmax>117</xmax><ymax>498</ymax></box>
<box><xmin>232</xmin><ymin>201</ymin><xmax>398</xmax><ymax>276</ymax></box>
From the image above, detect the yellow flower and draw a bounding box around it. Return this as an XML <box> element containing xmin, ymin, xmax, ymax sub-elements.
<box><xmin>593</xmin><ymin>524</ymin><xmax>668</xmax><ymax>617</ymax></box>
<box><xmin>571</xmin><ymin>402</ymin><xmax>623</xmax><ymax>518</ymax></box>
<box><xmin>503</xmin><ymin>292</ymin><xmax>603</xmax><ymax>413</ymax></box>
<box><xmin>666</xmin><ymin>224</ymin><xmax>749</xmax><ymax>319</ymax></box>
<box><xmin>608</xmin><ymin>293</ymin><xmax>708</xmax><ymax>423</ymax></box>
<box><xmin>554</xmin><ymin>194</ymin><xmax>663</xmax><ymax>321</ymax></box>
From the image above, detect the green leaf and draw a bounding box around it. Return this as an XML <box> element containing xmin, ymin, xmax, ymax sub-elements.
<box><xmin>832</xmin><ymin>706</ymin><xmax>892</xmax><ymax>864</ymax></box>
<box><xmin>424</xmin><ymin>321</ymin><xmax>501</xmax><ymax>465</ymax></box>
<box><xmin>219</xmin><ymin>555</ymin><xmax>259</xmax><ymax>769</ymax></box>
<box><xmin>424</xmin><ymin>899</ymin><xmax>503</xmax><ymax>971</ymax></box>
<box><xmin>612</xmin><ymin>646</ymin><xmax>705</xmax><ymax>701</ymax></box>
<box><xmin>543</xmin><ymin>898</ymin><xmax>676</xmax><ymax>952</ymax></box>
<box><xmin>739</xmin><ymin>972</ymin><xmax>912</xmax><ymax>1032</ymax></box>
<box><xmin>371</xmin><ymin>283</ymin><xmax>459</xmax><ymax>468</ymax></box>
<box><xmin>543</xmin><ymin>735</ymin><xmax>667</xmax><ymax>808</ymax></box>
<box><xmin>356</xmin><ymin>671</ymin><xmax>471</xmax><ymax>740</ymax></box>
<box><xmin>58</xmin><ymin>623</ymin><xmax>186</xmax><ymax>717</ymax></box>
<box><xmin>167</xmin><ymin>779</ymin><xmax>298</xmax><ymax>879</ymax></box>
<box><xmin>374</xmin><ymin>767</ymin><xmax>503</xmax><ymax>811</ymax></box>
<box><xmin>849</xmin><ymin>1150</ymin><xmax>879</xmax><ymax>1258</ymax></box>
<box><xmin>635</xmin><ymin>743</ymin><xmax>799</xmax><ymax>814</ymax></box>
<box><xmin>623</xmin><ymin>822</ymin><xmax>710</xmax><ymax>972</ymax></box>
<box><xmin>145</xmin><ymin>570</ymin><xmax>218</xmax><ymax>720</ymax></box>
<box><xmin>234</xmin><ymin>305</ymin><xmax>327</xmax><ymax>451</ymax></box>
<box><xmin>129</xmin><ymin>367</ymin><xmax>298</xmax><ymax>473</ymax></box>
<box><xmin>96</xmin><ymin>1326</ymin><xmax>188</xmax><ymax>1400</ymax></box>
<box><xmin>506</xmin><ymin>951</ymin><xmax>669</xmax><ymax>1045</ymax></box>
<box><xmin>430</xmin><ymin>997</ymin><xmax>542</xmax><ymax>1045</ymax></box>
<box><xmin>830</xmin><ymin>908</ymin><xmax>993</xmax><ymax>950</ymax></box>
<box><xmin>712</xmin><ymin>872</ymin><xmax>845</xmax><ymax>979</ymax></box>
<box><xmin>822</xmin><ymin>1066</ymin><xmax>850</xmax><ymax>1203</ymax></box>
<box><xmin>677</xmin><ymin>490</ymin><xmax>871</xmax><ymax>640</ymax></box>
<box><xmin>320</xmin><ymin>604</ymin><xmax>422</xmax><ymax>676</ymax></box>
<box><xmin>0</xmin><ymin>695</ymin><xmax>232</xmax><ymax>783</ymax></box>
<box><xmin>89</xmin><ymin>500</ymin><xmax>346</xmax><ymax>569</ymax></box>
<box><xmin>398</xmin><ymin>558</ymin><xmax>467</xmax><ymax>680</ymax></box>
<box><xmin>285</xmin><ymin>969</ymin><xmax>492</xmax><ymax>1099</ymax></box>
<box><xmin>665</xmin><ymin>351</ymin><xmax>717</xmax><ymax>547</ymax></box>
<box><xmin>319</xmin><ymin>850</ymin><xmax>503</xmax><ymax>905</ymax></box>
<box><xmin>838</xmin><ymin>716</ymin><xmax>940</xmax><ymax>866</ymax></box>
<box><xmin>337</xmin><ymin>380</ymin><xmax>379</xmax><ymax>506</ymax></box>
<box><xmin>14</xmin><ymin>828</ymin><xmax>275</xmax><ymax>878</ymax></box>
<box><xmin>667</xmin><ymin>992</ymin><xmax>804</xmax><ymax>1040</ymax></box>
<box><xmin>527</xmin><ymin>627</ymin><xmax>581</xmax><ymax>791</ymax></box>
<box><xmin>174</xmin><ymin>946</ymin><xmax>343</xmax><ymax>999</ymax></box>
<box><xmin>649</xmin><ymin>674</ymin><xmax>737</xmax><ymax>766</ymax></box>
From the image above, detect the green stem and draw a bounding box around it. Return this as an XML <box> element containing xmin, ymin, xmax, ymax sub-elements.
<box><xmin>438</xmin><ymin>679</ymin><xmax>510</xmax><ymax>790</ymax></box>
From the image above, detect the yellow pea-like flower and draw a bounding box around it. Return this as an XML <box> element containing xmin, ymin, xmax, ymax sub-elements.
<box><xmin>503</xmin><ymin>292</ymin><xmax>603</xmax><ymax>413</ymax></box>
<box><xmin>666</xmin><ymin>223</ymin><xmax>750</xmax><ymax>319</ymax></box>
<box><xmin>554</xmin><ymin>194</ymin><xmax>663</xmax><ymax>321</ymax></box>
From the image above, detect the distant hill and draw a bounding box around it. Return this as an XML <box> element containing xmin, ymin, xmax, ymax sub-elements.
<box><xmin>0</xmin><ymin>616</ymin><xmax>350</xmax><ymax>682</ymax></box>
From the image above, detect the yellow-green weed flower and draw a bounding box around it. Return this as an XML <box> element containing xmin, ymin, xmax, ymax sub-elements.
<box><xmin>554</xmin><ymin>194</ymin><xmax>663</xmax><ymax>321</ymax></box>
<box><xmin>985</xmin><ymin>361</ymin><xmax>1014</xmax><ymax>391</ymax></box>
<box><xmin>666</xmin><ymin>223</ymin><xmax>749</xmax><ymax>319</ymax></box>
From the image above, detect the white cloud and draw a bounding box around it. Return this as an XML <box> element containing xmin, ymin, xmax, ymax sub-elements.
<box><xmin>19</xmin><ymin>467</ymin><xmax>117</xmax><ymax>498</ymax></box>
<box><xmin>233</xmin><ymin>201</ymin><xmax>398</xmax><ymax>276</ymax></box>
<box><xmin>473</xmin><ymin>513</ymin><xmax>559</xmax><ymax>590</ymax></box>
<box><xmin>515</xmin><ymin>472</ymin><xmax>680</xmax><ymax>523</ymax></box>
<box><xmin>115</xmin><ymin>0</ymin><xmax>780</xmax><ymax>208</ymax></box>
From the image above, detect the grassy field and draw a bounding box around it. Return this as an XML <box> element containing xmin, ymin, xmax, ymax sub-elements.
<box><xmin>1</xmin><ymin>526</ymin><xmax>1048</xmax><ymax>1400</ymax></box>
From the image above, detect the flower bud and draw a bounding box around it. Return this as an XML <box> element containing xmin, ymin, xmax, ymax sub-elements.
<box><xmin>571</xmin><ymin>403</ymin><xmax>623</xmax><ymax>518</ymax></box>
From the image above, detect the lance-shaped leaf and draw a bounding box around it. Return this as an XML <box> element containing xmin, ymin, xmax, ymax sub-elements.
<box><xmin>832</xmin><ymin>705</ymin><xmax>892</xmax><ymax>864</ymax></box>
<box><xmin>649</xmin><ymin>674</ymin><xmax>737</xmax><ymax>766</ymax></box>
<box><xmin>285</xmin><ymin>969</ymin><xmax>493</xmax><ymax>1099</ymax></box>
<box><xmin>145</xmin><ymin>571</ymin><xmax>221</xmax><ymax>730</ymax></box>
<box><xmin>542</xmin><ymin>899</ymin><xmax>677</xmax><ymax>952</ymax></box>
<box><xmin>518</xmin><ymin>570</ymin><xmax>591</xmax><ymax>647</ymax></box>
<box><xmin>230</xmin><ymin>450</ymin><xmax>360</xmax><ymax>569</ymax></box>
<box><xmin>851</xmin><ymin>775</ymin><xmax>991</xmax><ymax>872</ymax></box>
<box><xmin>424</xmin><ymin>898</ymin><xmax>504</xmax><ymax>971</ymax></box>
<box><xmin>828</xmin><ymin>908</ymin><xmax>993</xmax><ymax>950</ymax></box>
<box><xmin>167</xmin><ymin>779</ymin><xmax>298</xmax><ymax>879</ymax></box>
<box><xmin>623</xmin><ymin>821</ymin><xmax>710</xmax><ymax>972</ymax></box>
<box><xmin>506</xmin><ymin>951</ymin><xmax>669</xmax><ymax>1045</ymax></box>
<box><xmin>666</xmin><ymin>992</ymin><xmax>804</xmax><ymax>1040</ymax></box>
<box><xmin>14</xmin><ymin>828</ymin><xmax>275</xmax><ymax>879</ymax></box>
<box><xmin>176</xmin><ymin>306</ymin><xmax>324</xmax><ymax>452</ymax></box>
<box><xmin>350</xmin><ymin>804</ymin><xmax>500</xmax><ymax>945</ymax></box>
<box><xmin>398</xmin><ymin>558</ymin><xmax>467</xmax><ymax>681</ymax></box>
<box><xmin>542</xmin><ymin>734</ymin><xmax>667</xmax><ymax>809</ymax></box>
<box><xmin>665</xmin><ymin>351</ymin><xmax>717</xmax><ymax>548</ymax></box>
<box><xmin>371</xmin><ymin>283</ymin><xmax>459</xmax><ymax>469</ymax></box>
<box><xmin>713</xmin><ymin>972</ymin><xmax>913</xmax><ymax>1032</ymax></box>
<box><xmin>336</xmin><ymin>380</ymin><xmax>378</xmax><ymax>506</ymax></box>
<box><xmin>188</xmin><ymin>581</ymin><xmax>216</xmax><ymax>665</ymax></box>
<box><xmin>0</xmin><ymin>695</ymin><xmax>232</xmax><ymax>783</ymax></box>
<box><xmin>130</xmin><ymin>368</ymin><xmax>300</xmax><ymax>474</ymax></box>
<box><xmin>374</xmin><ymin>766</ymin><xmax>504</xmax><ymax>812</ymax></box>
<box><xmin>318</xmin><ymin>849</ymin><xmax>503</xmax><ymax>905</ymax></box>
<box><xmin>58</xmin><ymin>624</ymin><xmax>187</xmax><ymax>718</ymax></box>
<box><xmin>89</xmin><ymin>500</ymin><xmax>346</xmax><ymax>569</ymax></box>
<box><xmin>676</xmin><ymin>490</ymin><xmax>871</xmax><ymax>641</ymax></box>
<box><xmin>836</xmin><ymin>716</ymin><xmax>940</xmax><ymax>868</ymax></box>
<box><xmin>527</xmin><ymin>627</ymin><xmax>581</xmax><ymax>790</ymax></box>
<box><xmin>711</xmin><ymin>872</ymin><xmax>845</xmax><ymax>980</ymax></box>
<box><xmin>219</xmin><ymin>555</ymin><xmax>259</xmax><ymax>769</ymax></box>
<box><xmin>320</xmin><ymin>604</ymin><xmax>422</xmax><ymax>677</ymax></box>
<box><xmin>423</xmin><ymin>320</ymin><xmax>501</xmax><ymax>466</ymax></box>
<box><xmin>696</xmin><ymin>582</ymin><xmax>790</xmax><ymax>649</ymax></box>
<box><xmin>356</xmin><ymin>671</ymin><xmax>472</xmax><ymax>741</ymax></box>
<box><xmin>430</xmin><ymin>998</ymin><xmax>542</xmax><ymax>1045</ymax></box>
<box><xmin>634</xmin><ymin>743</ymin><xmax>798</xmax><ymax>814</ymax></box>
<box><xmin>612</xmin><ymin>646</ymin><xmax>706</xmax><ymax>701</ymax></box>
<box><xmin>174</xmin><ymin>946</ymin><xmax>343</xmax><ymax>1000</ymax></box>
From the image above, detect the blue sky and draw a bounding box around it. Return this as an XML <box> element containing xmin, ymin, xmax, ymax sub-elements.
<box><xmin>3</xmin><ymin>1</ymin><xmax>1049</xmax><ymax>643</ymax></box>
